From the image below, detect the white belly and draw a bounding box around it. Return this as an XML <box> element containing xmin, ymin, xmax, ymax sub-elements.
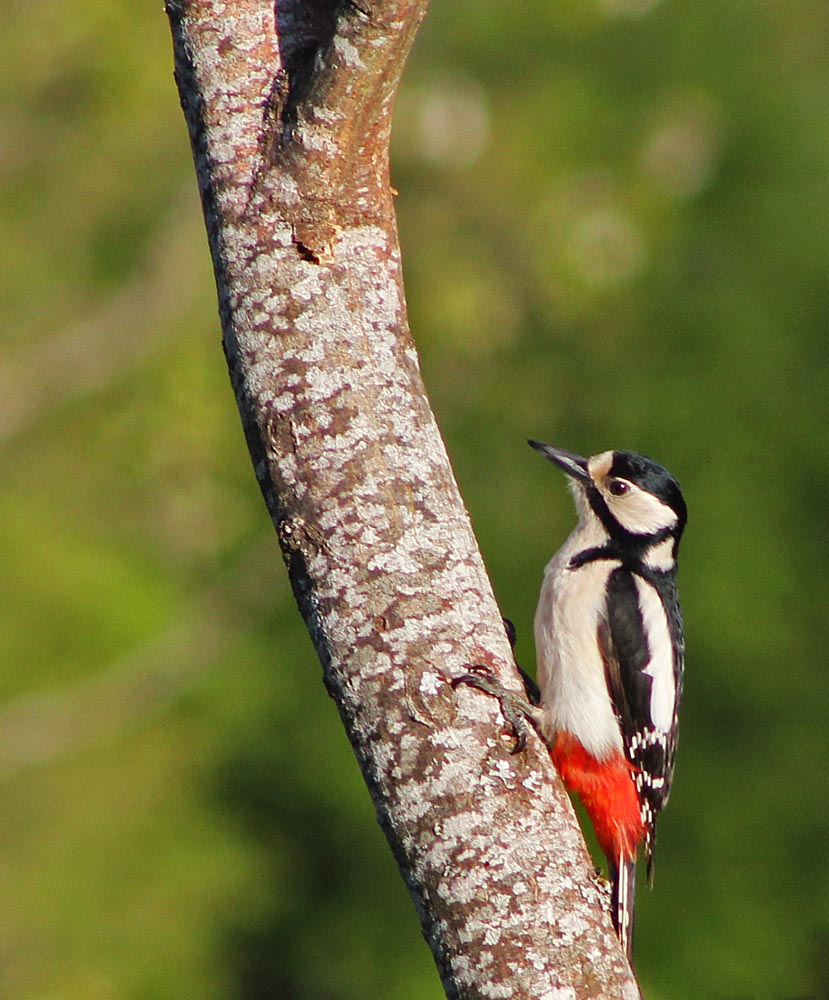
<box><xmin>534</xmin><ymin>537</ymin><xmax>623</xmax><ymax>760</ymax></box>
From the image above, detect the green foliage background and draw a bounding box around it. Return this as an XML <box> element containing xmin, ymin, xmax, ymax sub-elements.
<box><xmin>1</xmin><ymin>1</ymin><xmax>827</xmax><ymax>998</ymax></box>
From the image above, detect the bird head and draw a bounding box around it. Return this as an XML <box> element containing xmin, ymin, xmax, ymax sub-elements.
<box><xmin>529</xmin><ymin>440</ymin><xmax>687</xmax><ymax>549</ymax></box>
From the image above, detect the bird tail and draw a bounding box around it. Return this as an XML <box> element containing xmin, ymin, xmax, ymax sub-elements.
<box><xmin>611</xmin><ymin>855</ymin><xmax>637</xmax><ymax>961</ymax></box>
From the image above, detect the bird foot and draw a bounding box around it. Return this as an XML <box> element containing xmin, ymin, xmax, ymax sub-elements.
<box><xmin>451</xmin><ymin>664</ymin><xmax>541</xmax><ymax>754</ymax></box>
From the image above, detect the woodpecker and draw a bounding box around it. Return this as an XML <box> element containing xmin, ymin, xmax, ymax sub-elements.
<box><xmin>529</xmin><ymin>440</ymin><xmax>686</xmax><ymax>959</ymax></box>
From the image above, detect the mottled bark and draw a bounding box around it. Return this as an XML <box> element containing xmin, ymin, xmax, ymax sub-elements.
<box><xmin>166</xmin><ymin>2</ymin><xmax>641</xmax><ymax>997</ymax></box>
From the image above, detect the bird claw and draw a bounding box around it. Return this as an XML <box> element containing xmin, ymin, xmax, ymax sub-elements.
<box><xmin>452</xmin><ymin>665</ymin><xmax>538</xmax><ymax>754</ymax></box>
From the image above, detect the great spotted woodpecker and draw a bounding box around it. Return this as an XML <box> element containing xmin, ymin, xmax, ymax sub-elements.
<box><xmin>455</xmin><ymin>441</ymin><xmax>686</xmax><ymax>960</ymax></box>
<box><xmin>529</xmin><ymin>441</ymin><xmax>686</xmax><ymax>959</ymax></box>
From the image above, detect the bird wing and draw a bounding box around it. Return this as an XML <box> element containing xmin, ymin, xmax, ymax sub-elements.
<box><xmin>598</xmin><ymin>566</ymin><xmax>683</xmax><ymax>877</ymax></box>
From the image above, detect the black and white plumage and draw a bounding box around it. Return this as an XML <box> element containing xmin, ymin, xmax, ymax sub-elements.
<box><xmin>530</xmin><ymin>440</ymin><xmax>687</xmax><ymax>957</ymax></box>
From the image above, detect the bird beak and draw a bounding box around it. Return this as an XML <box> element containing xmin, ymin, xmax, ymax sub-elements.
<box><xmin>528</xmin><ymin>440</ymin><xmax>591</xmax><ymax>484</ymax></box>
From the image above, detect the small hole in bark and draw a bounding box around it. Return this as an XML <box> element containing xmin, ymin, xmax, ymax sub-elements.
<box><xmin>295</xmin><ymin>239</ymin><xmax>320</xmax><ymax>264</ymax></box>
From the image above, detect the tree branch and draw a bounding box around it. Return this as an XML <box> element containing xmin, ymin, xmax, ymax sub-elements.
<box><xmin>166</xmin><ymin>2</ymin><xmax>641</xmax><ymax>996</ymax></box>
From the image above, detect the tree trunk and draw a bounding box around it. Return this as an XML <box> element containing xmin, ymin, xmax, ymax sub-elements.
<box><xmin>165</xmin><ymin>2</ymin><xmax>641</xmax><ymax>996</ymax></box>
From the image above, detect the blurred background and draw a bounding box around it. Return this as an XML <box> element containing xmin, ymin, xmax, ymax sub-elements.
<box><xmin>1</xmin><ymin>0</ymin><xmax>827</xmax><ymax>997</ymax></box>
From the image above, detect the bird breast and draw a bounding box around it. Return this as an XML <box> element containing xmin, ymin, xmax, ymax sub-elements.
<box><xmin>534</xmin><ymin>540</ymin><xmax>624</xmax><ymax>760</ymax></box>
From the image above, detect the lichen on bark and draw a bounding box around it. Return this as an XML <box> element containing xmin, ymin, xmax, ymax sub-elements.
<box><xmin>167</xmin><ymin>1</ymin><xmax>642</xmax><ymax>996</ymax></box>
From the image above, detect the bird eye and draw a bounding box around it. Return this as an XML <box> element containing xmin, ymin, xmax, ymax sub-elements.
<box><xmin>608</xmin><ymin>479</ymin><xmax>631</xmax><ymax>497</ymax></box>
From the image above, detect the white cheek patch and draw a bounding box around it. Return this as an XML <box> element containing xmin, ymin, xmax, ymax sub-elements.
<box><xmin>612</xmin><ymin>488</ymin><xmax>678</xmax><ymax>536</ymax></box>
<box><xmin>634</xmin><ymin>577</ymin><xmax>676</xmax><ymax>733</ymax></box>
